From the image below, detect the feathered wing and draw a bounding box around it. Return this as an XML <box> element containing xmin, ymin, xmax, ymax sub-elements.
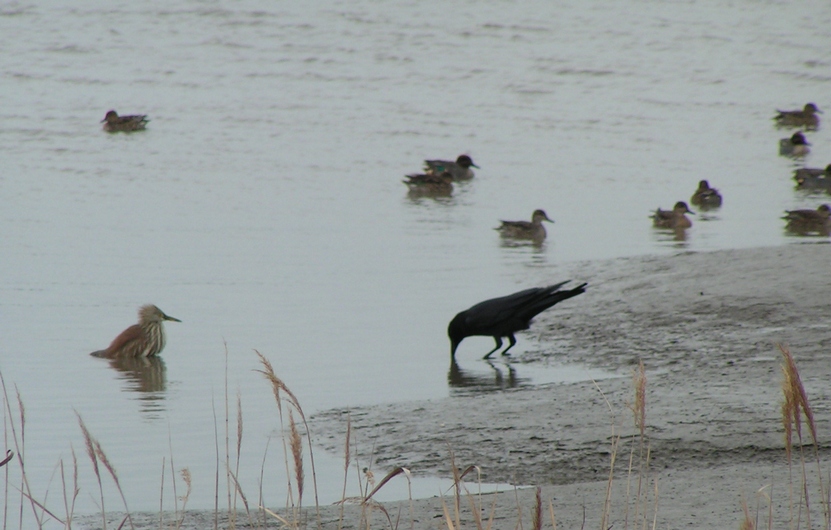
<box><xmin>498</xmin><ymin>220</ymin><xmax>533</xmax><ymax>230</ymax></box>
<box><xmin>515</xmin><ymin>283</ymin><xmax>587</xmax><ymax>322</ymax></box>
<box><xmin>461</xmin><ymin>281</ymin><xmax>573</xmax><ymax>330</ymax></box>
<box><xmin>91</xmin><ymin>324</ymin><xmax>143</xmax><ymax>358</ymax></box>
<box><xmin>424</xmin><ymin>159</ymin><xmax>452</xmax><ymax>171</ymax></box>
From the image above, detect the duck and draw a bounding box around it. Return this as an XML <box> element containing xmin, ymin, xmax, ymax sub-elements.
<box><xmin>496</xmin><ymin>209</ymin><xmax>554</xmax><ymax>241</ymax></box>
<box><xmin>652</xmin><ymin>201</ymin><xmax>694</xmax><ymax>229</ymax></box>
<box><xmin>423</xmin><ymin>155</ymin><xmax>479</xmax><ymax>180</ymax></box>
<box><xmin>783</xmin><ymin>204</ymin><xmax>831</xmax><ymax>236</ymax></box>
<box><xmin>794</xmin><ymin>164</ymin><xmax>831</xmax><ymax>191</ymax></box>
<box><xmin>690</xmin><ymin>180</ymin><xmax>723</xmax><ymax>209</ymax></box>
<box><xmin>102</xmin><ymin>110</ymin><xmax>149</xmax><ymax>132</ymax></box>
<box><xmin>403</xmin><ymin>171</ymin><xmax>453</xmax><ymax>195</ymax></box>
<box><xmin>774</xmin><ymin>103</ymin><xmax>822</xmax><ymax>130</ymax></box>
<box><xmin>779</xmin><ymin>132</ymin><xmax>810</xmax><ymax>157</ymax></box>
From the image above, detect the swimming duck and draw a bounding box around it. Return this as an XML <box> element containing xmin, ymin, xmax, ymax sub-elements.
<box><xmin>779</xmin><ymin>132</ymin><xmax>810</xmax><ymax>157</ymax></box>
<box><xmin>102</xmin><ymin>110</ymin><xmax>149</xmax><ymax>132</ymax></box>
<box><xmin>690</xmin><ymin>180</ymin><xmax>723</xmax><ymax>209</ymax></box>
<box><xmin>403</xmin><ymin>171</ymin><xmax>453</xmax><ymax>195</ymax></box>
<box><xmin>783</xmin><ymin>204</ymin><xmax>831</xmax><ymax>236</ymax></box>
<box><xmin>794</xmin><ymin>164</ymin><xmax>831</xmax><ymax>191</ymax></box>
<box><xmin>652</xmin><ymin>201</ymin><xmax>694</xmax><ymax>229</ymax></box>
<box><xmin>774</xmin><ymin>103</ymin><xmax>822</xmax><ymax>130</ymax></box>
<box><xmin>496</xmin><ymin>209</ymin><xmax>554</xmax><ymax>241</ymax></box>
<box><xmin>423</xmin><ymin>155</ymin><xmax>479</xmax><ymax>180</ymax></box>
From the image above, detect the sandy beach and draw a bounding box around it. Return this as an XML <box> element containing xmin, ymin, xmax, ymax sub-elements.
<box><xmin>80</xmin><ymin>243</ymin><xmax>831</xmax><ymax>529</ymax></box>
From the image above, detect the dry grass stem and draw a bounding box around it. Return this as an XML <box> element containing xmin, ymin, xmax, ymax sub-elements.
<box><xmin>532</xmin><ymin>486</ymin><xmax>542</xmax><ymax>530</ymax></box>
<box><xmin>177</xmin><ymin>468</ymin><xmax>192</xmax><ymax>530</ymax></box>
<box><xmin>338</xmin><ymin>414</ymin><xmax>352</xmax><ymax>530</ymax></box>
<box><xmin>159</xmin><ymin>458</ymin><xmax>165</xmax><ymax>530</ymax></box>
<box><xmin>740</xmin><ymin>498</ymin><xmax>755</xmax><ymax>530</ymax></box>
<box><xmin>778</xmin><ymin>344</ymin><xmax>829</xmax><ymax>529</ymax></box>
<box><xmin>548</xmin><ymin>500</ymin><xmax>557</xmax><ymax>530</ymax></box>
<box><xmin>363</xmin><ymin>466</ymin><xmax>410</xmax><ymax>502</ymax></box>
<box><xmin>255</xmin><ymin>350</ymin><xmax>321</xmax><ymax>521</ymax></box>
<box><xmin>76</xmin><ymin>411</ymin><xmax>106</xmax><ymax>530</ymax></box>
<box><xmin>289</xmin><ymin>409</ymin><xmax>305</xmax><ymax>508</ymax></box>
<box><xmin>60</xmin><ymin>447</ymin><xmax>79</xmax><ymax>527</ymax></box>
<box><xmin>632</xmin><ymin>361</ymin><xmax>646</xmax><ymax>437</ymax></box>
<box><xmin>94</xmin><ymin>438</ymin><xmax>135</xmax><ymax>530</ymax></box>
<box><xmin>1</xmin><ymin>375</ymin><xmax>43</xmax><ymax>529</ymax></box>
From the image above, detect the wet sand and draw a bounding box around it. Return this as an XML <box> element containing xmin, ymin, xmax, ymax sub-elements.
<box><xmin>80</xmin><ymin>243</ymin><xmax>831</xmax><ymax>529</ymax></box>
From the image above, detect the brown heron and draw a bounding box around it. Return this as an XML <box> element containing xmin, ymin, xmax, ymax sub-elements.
<box><xmin>90</xmin><ymin>304</ymin><xmax>180</xmax><ymax>359</ymax></box>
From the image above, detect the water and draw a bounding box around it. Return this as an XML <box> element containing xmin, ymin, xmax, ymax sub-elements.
<box><xmin>1</xmin><ymin>0</ymin><xmax>830</xmax><ymax>522</ymax></box>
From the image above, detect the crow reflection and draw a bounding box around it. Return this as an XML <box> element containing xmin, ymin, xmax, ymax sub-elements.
<box><xmin>448</xmin><ymin>359</ymin><xmax>529</xmax><ymax>391</ymax></box>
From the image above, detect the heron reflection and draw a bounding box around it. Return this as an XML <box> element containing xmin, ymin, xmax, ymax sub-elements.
<box><xmin>106</xmin><ymin>356</ymin><xmax>168</xmax><ymax>417</ymax></box>
<box><xmin>448</xmin><ymin>359</ymin><xmax>529</xmax><ymax>392</ymax></box>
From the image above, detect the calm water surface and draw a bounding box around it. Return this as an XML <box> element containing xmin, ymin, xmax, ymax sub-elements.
<box><xmin>1</xmin><ymin>0</ymin><xmax>830</xmax><ymax>520</ymax></box>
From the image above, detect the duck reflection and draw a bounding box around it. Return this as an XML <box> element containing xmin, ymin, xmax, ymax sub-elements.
<box><xmin>448</xmin><ymin>359</ymin><xmax>530</xmax><ymax>392</ymax></box>
<box><xmin>498</xmin><ymin>236</ymin><xmax>547</xmax><ymax>250</ymax></box>
<box><xmin>106</xmin><ymin>356</ymin><xmax>168</xmax><ymax>416</ymax></box>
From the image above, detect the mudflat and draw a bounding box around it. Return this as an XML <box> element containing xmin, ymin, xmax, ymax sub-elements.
<box><xmin>83</xmin><ymin>243</ymin><xmax>831</xmax><ymax>529</ymax></box>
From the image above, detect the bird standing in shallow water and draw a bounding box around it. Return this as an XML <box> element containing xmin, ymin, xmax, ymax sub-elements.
<box><xmin>496</xmin><ymin>209</ymin><xmax>554</xmax><ymax>242</ymax></box>
<box><xmin>652</xmin><ymin>201</ymin><xmax>694</xmax><ymax>229</ymax></box>
<box><xmin>101</xmin><ymin>110</ymin><xmax>149</xmax><ymax>132</ymax></box>
<box><xmin>690</xmin><ymin>180</ymin><xmax>722</xmax><ymax>209</ymax></box>
<box><xmin>774</xmin><ymin>103</ymin><xmax>822</xmax><ymax>130</ymax></box>
<box><xmin>448</xmin><ymin>281</ymin><xmax>587</xmax><ymax>359</ymax></box>
<box><xmin>423</xmin><ymin>155</ymin><xmax>479</xmax><ymax>180</ymax></box>
<box><xmin>90</xmin><ymin>305</ymin><xmax>180</xmax><ymax>359</ymax></box>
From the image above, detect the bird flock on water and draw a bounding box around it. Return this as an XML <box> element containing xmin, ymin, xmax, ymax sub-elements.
<box><xmin>94</xmin><ymin>101</ymin><xmax>826</xmax><ymax>361</ymax></box>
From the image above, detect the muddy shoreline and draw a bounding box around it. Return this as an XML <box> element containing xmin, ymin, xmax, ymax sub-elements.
<box><xmin>80</xmin><ymin>244</ymin><xmax>831</xmax><ymax>529</ymax></box>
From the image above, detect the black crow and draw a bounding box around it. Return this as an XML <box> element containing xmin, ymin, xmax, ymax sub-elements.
<box><xmin>448</xmin><ymin>281</ymin><xmax>587</xmax><ymax>359</ymax></box>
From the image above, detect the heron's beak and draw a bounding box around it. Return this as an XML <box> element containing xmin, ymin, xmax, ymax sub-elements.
<box><xmin>164</xmin><ymin>314</ymin><xmax>182</xmax><ymax>323</ymax></box>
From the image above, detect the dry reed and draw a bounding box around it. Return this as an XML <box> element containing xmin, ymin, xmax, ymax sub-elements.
<box><xmin>338</xmin><ymin>413</ymin><xmax>352</xmax><ymax>530</ymax></box>
<box><xmin>60</xmin><ymin>447</ymin><xmax>79</xmax><ymax>529</ymax></box>
<box><xmin>77</xmin><ymin>412</ymin><xmax>135</xmax><ymax>530</ymax></box>
<box><xmin>740</xmin><ymin>497</ymin><xmax>755</xmax><ymax>530</ymax></box>
<box><xmin>289</xmin><ymin>409</ymin><xmax>305</xmax><ymax>508</ymax></box>
<box><xmin>1</xmin><ymin>373</ymin><xmax>43</xmax><ymax>528</ymax></box>
<box><xmin>778</xmin><ymin>343</ymin><xmax>829</xmax><ymax>530</ymax></box>
<box><xmin>531</xmin><ymin>486</ymin><xmax>542</xmax><ymax>530</ymax></box>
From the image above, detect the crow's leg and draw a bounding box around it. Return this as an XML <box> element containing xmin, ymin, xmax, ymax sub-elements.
<box><xmin>483</xmin><ymin>336</ymin><xmax>504</xmax><ymax>359</ymax></box>
<box><xmin>500</xmin><ymin>334</ymin><xmax>517</xmax><ymax>356</ymax></box>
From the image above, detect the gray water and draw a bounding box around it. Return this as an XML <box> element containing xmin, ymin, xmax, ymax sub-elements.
<box><xmin>1</xmin><ymin>0</ymin><xmax>830</xmax><ymax>522</ymax></box>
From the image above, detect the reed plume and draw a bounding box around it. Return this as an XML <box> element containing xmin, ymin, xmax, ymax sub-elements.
<box><xmin>289</xmin><ymin>409</ymin><xmax>304</xmax><ymax>507</ymax></box>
